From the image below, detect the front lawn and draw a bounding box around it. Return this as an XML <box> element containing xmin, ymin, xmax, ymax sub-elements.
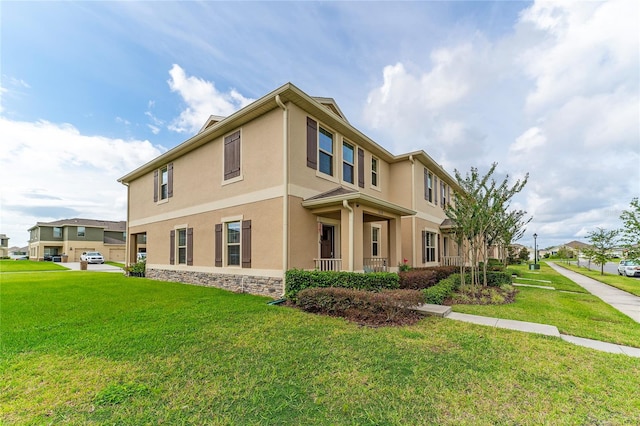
<box><xmin>452</xmin><ymin>263</ymin><xmax>640</xmax><ymax>347</ymax></box>
<box><xmin>2</xmin><ymin>272</ymin><xmax>639</xmax><ymax>424</ymax></box>
<box><xmin>0</xmin><ymin>259</ymin><xmax>69</xmax><ymax>272</ymax></box>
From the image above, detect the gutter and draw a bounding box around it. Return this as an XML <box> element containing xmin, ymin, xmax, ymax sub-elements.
<box><xmin>276</xmin><ymin>95</ymin><xmax>289</xmax><ymax>290</ymax></box>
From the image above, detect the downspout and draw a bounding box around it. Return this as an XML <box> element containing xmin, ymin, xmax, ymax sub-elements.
<box><xmin>343</xmin><ymin>200</ymin><xmax>354</xmax><ymax>271</ymax></box>
<box><xmin>275</xmin><ymin>95</ymin><xmax>289</xmax><ymax>292</ymax></box>
<box><xmin>409</xmin><ymin>155</ymin><xmax>416</xmax><ymax>267</ymax></box>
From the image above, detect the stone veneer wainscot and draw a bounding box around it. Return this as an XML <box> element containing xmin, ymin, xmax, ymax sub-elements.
<box><xmin>146</xmin><ymin>268</ymin><xmax>283</xmax><ymax>297</ymax></box>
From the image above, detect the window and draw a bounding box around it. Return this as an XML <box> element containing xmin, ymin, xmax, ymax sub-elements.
<box><xmin>372</xmin><ymin>226</ymin><xmax>380</xmax><ymax>257</ymax></box>
<box><xmin>77</xmin><ymin>226</ymin><xmax>85</xmax><ymax>237</ymax></box>
<box><xmin>342</xmin><ymin>141</ymin><xmax>355</xmax><ymax>184</ymax></box>
<box><xmin>224</xmin><ymin>130</ymin><xmax>241</xmax><ymax>181</ymax></box>
<box><xmin>53</xmin><ymin>227</ymin><xmax>62</xmax><ymax>238</ymax></box>
<box><xmin>422</xmin><ymin>231</ymin><xmax>436</xmax><ymax>263</ymax></box>
<box><xmin>424</xmin><ymin>170</ymin><xmax>433</xmax><ymax>203</ymax></box>
<box><xmin>371</xmin><ymin>157</ymin><xmax>379</xmax><ymax>187</ymax></box>
<box><xmin>177</xmin><ymin>228</ymin><xmax>187</xmax><ymax>264</ymax></box>
<box><xmin>154</xmin><ymin>163</ymin><xmax>173</xmax><ymax>202</ymax></box>
<box><xmin>318</xmin><ymin>127</ymin><xmax>334</xmax><ymax>176</ymax></box>
<box><xmin>226</xmin><ymin>221</ymin><xmax>241</xmax><ymax>266</ymax></box>
<box><xmin>441</xmin><ymin>181</ymin><xmax>447</xmax><ymax>207</ymax></box>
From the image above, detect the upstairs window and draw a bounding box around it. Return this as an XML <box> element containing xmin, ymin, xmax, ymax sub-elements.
<box><xmin>441</xmin><ymin>181</ymin><xmax>448</xmax><ymax>207</ymax></box>
<box><xmin>371</xmin><ymin>157</ymin><xmax>379</xmax><ymax>187</ymax></box>
<box><xmin>154</xmin><ymin>163</ymin><xmax>173</xmax><ymax>202</ymax></box>
<box><xmin>53</xmin><ymin>227</ymin><xmax>62</xmax><ymax>238</ymax></box>
<box><xmin>424</xmin><ymin>170</ymin><xmax>433</xmax><ymax>203</ymax></box>
<box><xmin>342</xmin><ymin>141</ymin><xmax>355</xmax><ymax>184</ymax></box>
<box><xmin>77</xmin><ymin>226</ymin><xmax>85</xmax><ymax>237</ymax></box>
<box><xmin>224</xmin><ymin>130</ymin><xmax>241</xmax><ymax>181</ymax></box>
<box><xmin>318</xmin><ymin>127</ymin><xmax>334</xmax><ymax>176</ymax></box>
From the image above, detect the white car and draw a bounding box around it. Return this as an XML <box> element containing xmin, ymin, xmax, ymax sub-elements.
<box><xmin>81</xmin><ymin>251</ymin><xmax>105</xmax><ymax>264</ymax></box>
<box><xmin>618</xmin><ymin>260</ymin><xmax>640</xmax><ymax>277</ymax></box>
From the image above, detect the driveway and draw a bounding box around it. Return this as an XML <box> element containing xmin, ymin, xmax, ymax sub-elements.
<box><xmin>63</xmin><ymin>262</ymin><xmax>124</xmax><ymax>273</ymax></box>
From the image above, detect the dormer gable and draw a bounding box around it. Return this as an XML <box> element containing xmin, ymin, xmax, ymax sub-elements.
<box><xmin>312</xmin><ymin>97</ymin><xmax>349</xmax><ymax>123</ymax></box>
<box><xmin>198</xmin><ymin>115</ymin><xmax>227</xmax><ymax>134</ymax></box>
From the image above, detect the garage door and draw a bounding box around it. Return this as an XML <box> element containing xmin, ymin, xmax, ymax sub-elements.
<box><xmin>108</xmin><ymin>248</ymin><xmax>125</xmax><ymax>262</ymax></box>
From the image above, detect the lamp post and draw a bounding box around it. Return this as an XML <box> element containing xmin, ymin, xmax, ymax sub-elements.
<box><xmin>533</xmin><ymin>233</ymin><xmax>538</xmax><ymax>265</ymax></box>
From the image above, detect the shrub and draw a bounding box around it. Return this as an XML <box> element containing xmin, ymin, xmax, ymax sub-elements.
<box><xmin>399</xmin><ymin>266</ymin><xmax>459</xmax><ymax>290</ymax></box>
<box><xmin>296</xmin><ymin>287</ymin><xmax>424</xmax><ymax>325</ymax></box>
<box><xmin>285</xmin><ymin>269</ymin><xmax>399</xmax><ymax>301</ymax></box>
<box><xmin>485</xmin><ymin>271</ymin><xmax>512</xmax><ymax>287</ymax></box>
<box><xmin>422</xmin><ymin>274</ymin><xmax>461</xmax><ymax>305</ymax></box>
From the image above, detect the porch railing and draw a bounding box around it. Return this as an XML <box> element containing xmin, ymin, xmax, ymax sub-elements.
<box><xmin>442</xmin><ymin>256</ymin><xmax>464</xmax><ymax>267</ymax></box>
<box><xmin>363</xmin><ymin>257</ymin><xmax>388</xmax><ymax>272</ymax></box>
<box><xmin>314</xmin><ymin>258</ymin><xmax>342</xmax><ymax>272</ymax></box>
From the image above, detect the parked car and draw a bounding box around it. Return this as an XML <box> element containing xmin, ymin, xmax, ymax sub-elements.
<box><xmin>617</xmin><ymin>260</ymin><xmax>640</xmax><ymax>277</ymax></box>
<box><xmin>137</xmin><ymin>252</ymin><xmax>147</xmax><ymax>261</ymax></box>
<box><xmin>80</xmin><ymin>251</ymin><xmax>105</xmax><ymax>264</ymax></box>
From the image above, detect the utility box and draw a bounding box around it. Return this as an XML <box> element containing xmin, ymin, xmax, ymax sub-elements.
<box><xmin>529</xmin><ymin>264</ymin><xmax>540</xmax><ymax>270</ymax></box>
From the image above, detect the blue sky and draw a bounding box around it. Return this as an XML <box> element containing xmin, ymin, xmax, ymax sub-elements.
<box><xmin>1</xmin><ymin>0</ymin><xmax>638</xmax><ymax>250</ymax></box>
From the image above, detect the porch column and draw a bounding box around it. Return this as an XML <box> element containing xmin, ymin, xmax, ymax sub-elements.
<box><xmin>128</xmin><ymin>234</ymin><xmax>137</xmax><ymax>265</ymax></box>
<box><xmin>388</xmin><ymin>217</ymin><xmax>402</xmax><ymax>272</ymax></box>
<box><xmin>353</xmin><ymin>205</ymin><xmax>364</xmax><ymax>272</ymax></box>
<box><xmin>340</xmin><ymin>207</ymin><xmax>352</xmax><ymax>271</ymax></box>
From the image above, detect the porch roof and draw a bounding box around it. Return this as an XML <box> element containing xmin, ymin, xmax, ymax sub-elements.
<box><xmin>302</xmin><ymin>187</ymin><xmax>416</xmax><ymax>217</ymax></box>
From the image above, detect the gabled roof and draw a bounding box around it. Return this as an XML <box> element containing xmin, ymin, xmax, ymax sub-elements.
<box><xmin>312</xmin><ymin>97</ymin><xmax>349</xmax><ymax>123</ymax></box>
<box><xmin>28</xmin><ymin>218</ymin><xmax>126</xmax><ymax>232</ymax></box>
<box><xmin>198</xmin><ymin>115</ymin><xmax>227</xmax><ymax>134</ymax></box>
<box><xmin>564</xmin><ymin>240</ymin><xmax>591</xmax><ymax>249</ymax></box>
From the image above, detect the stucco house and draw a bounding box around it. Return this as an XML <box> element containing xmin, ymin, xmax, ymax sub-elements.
<box><xmin>0</xmin><ymin>234</ymin><xmax>9</xmax><ymax>258</ymax></box>
<box><xmin>28</xmin><ymin>218</ymin><xmax>126</xmax><ymax>261</ymax></box>
<box><xmin>118</xmin><ymin>83</ymin><xmax>462</xmax><ymax>296</ymax></box>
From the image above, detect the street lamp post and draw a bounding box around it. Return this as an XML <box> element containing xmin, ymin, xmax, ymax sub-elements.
<box><xmin>533</xmin><ymin>233</ymin><xmax>538</xmax><ymax>265</ymax></box>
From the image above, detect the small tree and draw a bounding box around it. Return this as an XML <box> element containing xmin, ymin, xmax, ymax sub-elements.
<box><xmin>518</xmin><ymin>247</ymin><xmax>530</xmax><ymax>264</ymax></box>
<box><xmin>583</xmin><ymin>227</ymin><xmax>619</xmax><ymax>275</ymax></box>
<box><xmin>619</xmin><ymin>198</ymin><xmax>640</xmax><ymax>260</ymax></box>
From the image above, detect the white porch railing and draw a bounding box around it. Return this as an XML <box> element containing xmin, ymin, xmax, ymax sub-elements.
<box><xmin>442</xmin><ymin>256</ymin><xmax>464</xmax><ymax>267</ymax></box>
<box><xmin>363</xmin><ymin>257</ymin><xmax>388</xmax><ymax>272</ymax></box>
<box><xmin>314</xmin><ymin>258</ymin><xmax>342</xmax><ymax>271</ymax></box>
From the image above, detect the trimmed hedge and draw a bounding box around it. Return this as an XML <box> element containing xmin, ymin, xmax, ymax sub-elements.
<box><xmin>423</xmin><ymin>274</ymin><xmax>461</xmax><ymax>305</ymax></box>
<box><xmin>296</xmin><ymin>287</ymin><xmax>425</xmax><ymax>324</ymax></box>
<box><xmin>285</xmin><ymin>269</ymin><xmax>399</xmax><ymax>301</ymax></box>
<box><xmin>399</xmin><ymin>266</ymin><xmax>459</xmax><ymax>290</ymax></box>
<box><xmin>485</xmin><ymin>271</ymin><xmax>513</xmax><ymax>287</ymax></box>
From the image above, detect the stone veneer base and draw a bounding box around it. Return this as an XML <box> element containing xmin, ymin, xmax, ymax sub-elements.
<box><xmin>146</xmin><ymin>268</ymin><xmax>283</xmax><ymax>298</ymax></box>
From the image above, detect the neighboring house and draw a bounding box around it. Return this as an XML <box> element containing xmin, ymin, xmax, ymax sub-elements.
<box><xmin>28</xmin><ymin>218</ymin><xmax>127</xmax><ymax>261</ymax></box>
<box><xmin>118</xmin><ymin>82</ymin><xmax>462</xmax><ymax>297</ymax></box>
<box><xmin>0</xmin><ymin>234</ymin><xmax>9</xmax><ymax>258</ymax></box>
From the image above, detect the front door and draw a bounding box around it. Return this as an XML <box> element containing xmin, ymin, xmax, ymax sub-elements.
<box><xmin>320</xmin><ymin>225</ymin><xmax>335</xmax><ymax>259</ymax></box>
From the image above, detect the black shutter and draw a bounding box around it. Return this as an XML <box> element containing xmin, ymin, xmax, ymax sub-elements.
<box><xmin>187</xmin><ymin>227</ymin><xmax>193</xmax><ymax>266</ymax></box>
<box><xmin>306</xmin><ymin>117</ymin><xmax>317</xmax><ymax>169</ymax></box>
<box><xmin>153</xmin><ymin>170</ymin><xmax>158</xmax><ymax>202</ymax></box>
<box><xmin>422</xmin><ymin>231</ymin><xmax>426</xmax><ymax>264</ymax></box>
<box><xmin>167</xmin><ymin>163</ymin><xmax>174</xmax><ymax>198</ymax></box>
<box><xmin>215</xmin><ymin>224</ymin><xmax>222</xmax><ymax>267</ymax></box>
<box><xmin>242</xmin><ymin>220</ymin><xmax>251</xmax><ymax>268</ymax></box>
<box><xmin>357</xmin><ymin>148</ymin><xmax>365</xmax><ymax>188</ymax></box>
<box><xmin>169</xmin><ymin>230</ymin><xmax>175</xmax><ymax>265</ymax></box>
<box><xmin>224</xmin><ymin>131</ymin><xmax>241</xmax><ymax>180</ymax></box>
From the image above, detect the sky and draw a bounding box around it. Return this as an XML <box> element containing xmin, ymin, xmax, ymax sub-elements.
<box><xmin>1</xmin><ymin>0</ymin><xmax>638</xmax><ymax>250</ymax></box>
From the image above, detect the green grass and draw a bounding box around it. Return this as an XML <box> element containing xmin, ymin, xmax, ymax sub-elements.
<box><xmin>106</xmin><ymin>261</ymin><xmax>125</xmax><ymax>269</ymax></box>
<box><xmin>556</xmin><ymin>262</ymin><xmax>640</xmax><ymax>297</ymax></box>
<box><xmin>0</xmin><ymin>259</ymin><xmax>69</xmax><ymax>272</ymax></box>
<box><xmin>2</xmin><ymin>272</ymin><xmax>640</xmax><ymax>424</ymax></box>
<box><xmin>453</xmin><ymin>263</ymin><xmax>640</xmax><ymax>347</ymax></box>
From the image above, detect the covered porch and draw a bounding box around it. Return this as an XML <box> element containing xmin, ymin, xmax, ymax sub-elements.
<box><xmin>302</xmin><ymin>188</ymin><xmax>415</xmax><ymax>273</ymax></box>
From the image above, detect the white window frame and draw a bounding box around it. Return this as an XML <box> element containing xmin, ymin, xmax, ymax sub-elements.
<box><xmin>53</xmin><ymin>227</ymin><xmax>62</xmax><ymax>238</ymax></box>
<box><xmin>77</xmin><ymin>226</ymin><xmax>86</xmax><ymax>237</ymax></box>
<box><xmin>318</xmin><ymin>127</ymin><xmax>335</xmax><ymax>178</ymax></box>
<box><xmin>342</xmin><ymin>140</ymin><xmax>355</xmax><ymax>185</ymax></box>
<box><xmin>424</xmin><ymin>231</ymin><xmax>436</xmax><ymax>263</ymax></box>
<box><xmin>176</xmin><ymin>227</ymin><xmax>187</xmax><ymax>265</ymax></box>
<box><xmin>371</xmin><ymin>225</ymin><xmax>381</xmax><ymax>257</ymax></box>
<box><xmin>371</xmin><ymin>156</ymin><xmax>379</xmax><ymax>189</ymax></box>
<box><xmin>160</xmin><ymin>165</ymin><xmax>169</xmax><ymax>200</ymax></box>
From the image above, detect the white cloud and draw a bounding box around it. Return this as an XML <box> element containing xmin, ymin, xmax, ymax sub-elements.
<box><xmin>362</xmin><ymin>0</ymin><xmax>639</xmax><ymax>247</ymax></box>
<box><xmin>167</xmin><ymin>64</ymin><xmax>255</xmax><ymax>134</ymax></box>
<box><xmin>0</xmin><ymin>118</ymin><xmax>165</xmax><ymax>246</ymax></box>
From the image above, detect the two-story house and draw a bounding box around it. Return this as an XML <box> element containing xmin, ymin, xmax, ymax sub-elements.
<box><xmin>28</xmin><ymin>218</ymin><xmax>127</xmax><ymax>261</ymax></box>
<box><xmin>118</xmin><ymin>83</ymin><xmax>461</xmax><ymax>297</ymax></box>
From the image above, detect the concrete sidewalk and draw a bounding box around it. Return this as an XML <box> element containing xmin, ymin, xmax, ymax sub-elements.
<box><xmin>547</xmin><ymin>261</ymin><xmax>640</xmax><ymax>323</ymax></box>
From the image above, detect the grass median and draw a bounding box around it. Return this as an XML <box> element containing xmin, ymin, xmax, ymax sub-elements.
<box><xmin>2</xmin><ymin>271</ymin><xmax>639</xmax><ymax>424</ymax></box>
<box><xmin>452</xmin><ymin>262</ymin><xmax>640</xmax><ymax>347</ymax></box>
